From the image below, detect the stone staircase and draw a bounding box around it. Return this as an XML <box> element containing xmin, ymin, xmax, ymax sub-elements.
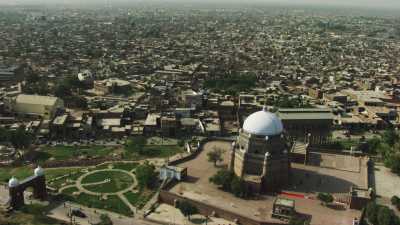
<box><xmin>334</xmin><ymin>193</ymin><xmax>351</xmax><ymax>205</ymax></box>
<box><xmin>291</xmin><ymin>142</ymin><xmax>308</xmax><ymax>154</ymax></box>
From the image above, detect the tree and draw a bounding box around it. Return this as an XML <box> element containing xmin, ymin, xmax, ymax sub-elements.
<box><xmin>209</xmin><ymin>169</ymin><xmax>234</xmax><ymax>191</ymax></box>
<box><xmin>64</xmin><ymin>96</ymin><xmax>88</xmax><ymax>109</ymax></box>
<box><xmin>230</xmin><ymin>176</ymin><xmax>248</xmax><ymax>198</ymax></box>
<box><xmin>382</xmin><ymin>128</ymin><xmax>399</xmax><ymax>146</ymax></box>
<box><xmin>378</xmin><ymin>206</ymin><xmax>395</xmax><ymax>225</ymax></box>
<box><xmin>317</xmin><ymin>193</ymin><xmax>333</xmax><ymax>206</ymax></box>
<box><xmin>135</xmin><ymin>162</ymin><xmax>157</xmax><ymax>189</ymax></box>
<box><xmin>207</xmin><ymin>147</ymin><xmax>224</xmax><ymax>166</ymax></box>
<box><xmin>9</xmin><ymin>127</ymin><xmax>32</xmax><ymax>149</ymax></box>
<box><xmin>96</xmin><ymin>214</ymin><xmax>113</xmax><ymax>225</ymax></box>
<box><xmin>25</xmin><ymin>72</ymin><xmax>40</xmax><ymax>83</ymax></box>
<box><xmin>177</xmin><ymin>201</ymin><xmax>198</xmax><ymax>221</ymax></box>
<box><xmin>55</xmin><ymin>83</ymin><xmax>72</xmax><ymax>97</ymax></box>
<box><xmin>391</xmin><ymin>195</ymin><xmax>400</xmax><ymax>210</ymax></box>
<box><xmin>289</xmin><ymin>217</ymin><xmax>309</xmax><ymax>225</ymax></box>
<box><xmin>126</xmin><ymin>136</ymin><xmax>147</xmax><ymax>155</ymax></box>
<box><xmin>359</xmin><ymin>137</ymin><xmax>381</xmax><ymax>154</ymax></box>
<box><xmin>0</xmin><ymin>127</ymin><xmax>10</xmax><ymax>143</ymax></box>
<box><xmin>366</xmin><ymin>202</ymin><xmax>379</xmax><ymax>225</ymax></box>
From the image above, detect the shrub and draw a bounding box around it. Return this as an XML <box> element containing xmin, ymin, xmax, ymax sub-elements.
<box><xmin>317</xmin><ymin>193</ymin><xmax>334</xmax><ymax>205</ymax></box>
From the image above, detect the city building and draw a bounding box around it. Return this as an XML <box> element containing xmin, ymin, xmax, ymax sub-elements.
<box><xmin>11</xmin><ymin>94</ymin><xmax>64</xmax><ymax>119</ymax></box>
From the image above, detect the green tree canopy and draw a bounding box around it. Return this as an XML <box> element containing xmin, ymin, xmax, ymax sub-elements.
<box><xmin>382</xmin><ymin>128</ymin><xmax>399</xmax><ymax>146</ymax></box>
<box><xmin>125</xmin><ymin>136</ymin><xmax>147</xmax><ymax>155</ymax></box>
<box><xmin>96</xmin><ymin>214</ymin><xmax>113</xmax><ymax>225</ymax></box>
<box><xmin>207</xmin><ymin>147</ymin><xmax>224</xmax><ymax>166</ymax></box>
<box><xmin>317</xmin><ymin>193</ymin><xmax>334</xmax><ymax>205</ymax></box>
<box><xmin>177</xmin><ymin>201</ymin><xmax>198</xmax><ymax>220</ymax></box>
<box><xmin>230</xmin><ymin>176</ymin><xmax>248</xmax><ymax>198</ymax></box>
<box><xmin>10</xmin><ymin>127</ymin><xmax>33</xmax><ymax>149</ymax></box>
<box><xmin>0</xmin><ymin>127</ymin><xmax>10</xmax><ymax>143</ymax></box>
<box><xmin>135</xmin><ymin>162</ymin><xmax>157</xmax><ymax>189</ymax></box>
<box><xmin>209</xmin><ymin>169</ymin><xmax>234</xmax><ymax>191</ymax></box>
<box><xmin>55</xmin><ymin>83</ymin><xmax>72</xmax><ymax>97</ymax></box>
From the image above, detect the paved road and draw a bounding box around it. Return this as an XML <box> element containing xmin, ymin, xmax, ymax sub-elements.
<box><xmin>48</xmin><ymin>201</ymin><xmax>157</xmax><ymax>225</ymax></box>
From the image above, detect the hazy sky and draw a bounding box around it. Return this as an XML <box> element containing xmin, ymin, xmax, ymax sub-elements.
<box><xmin>0</xmin><ymin>0</ymin><xmax>400</xmax><ymax>9</ymax></box>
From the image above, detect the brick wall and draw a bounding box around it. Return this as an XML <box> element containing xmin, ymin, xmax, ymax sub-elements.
<box><xmin>158</xmin><ymin>190</ymin><xmax>284</xmax><ymax>225</ymax></box>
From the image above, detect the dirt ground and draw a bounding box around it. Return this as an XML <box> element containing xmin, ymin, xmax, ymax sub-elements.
<box><xmin>373</xmin><ymin>164</ymin><xmax>400</xmax><ymax>198</ymax></box>
<box><xmin>169</xmin><ymin>140</ymin><xmax>362</xmax><ymax>225</ymax></box>
<box><xmin>147</xmin><ymin>203</ymin><xmax>232</xmax><ymax>225</ymax></box>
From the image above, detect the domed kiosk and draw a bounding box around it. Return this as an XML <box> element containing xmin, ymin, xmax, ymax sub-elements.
<box><xmin>229</xmin><ymin>107</ymin><xmax>290</xmax><ymax>193</ymax></box>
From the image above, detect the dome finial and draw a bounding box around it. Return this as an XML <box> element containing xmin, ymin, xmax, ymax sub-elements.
<box><xmin>8</xmin><ymin>177</ymin><xmax>19</xmax><ymax>188</ymax></box>
<box><xmin>34</xmin><ymin>166</ymin><xmax>44</xmax><ymax>176</ymax></box>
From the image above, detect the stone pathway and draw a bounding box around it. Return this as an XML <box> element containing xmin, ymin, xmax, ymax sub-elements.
<box><xmin>81</xmin><ymin>179</ymin><xmax>110</xmax><ymax>187</ymax></box>
<box><xmin>58</xmin><ymin>184</ymin><xmax>77</xmax><ymax>193</ymax></box>
<box><xmin>76</xmin><ymin>168</ymin><xmax>137</xmax><ymax>196</ymax></box>
<box><xmin>70</xmin><ymin>168</ymin><xmax>139</xmax><ymax>215</ymax></box>
<box><xmin>118</xmin><ymin>192</ymin><xmax>137</xmax><ymax>215</ymax></box>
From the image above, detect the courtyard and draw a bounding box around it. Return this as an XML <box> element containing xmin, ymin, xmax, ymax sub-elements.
<box><xmin>373</xmin><ymin>163</ymin><xmax>400</xmax><ymax>199</ymax></box>
<box><xmin>167</xmin><ymin>140</ymin><xmax>363</xmax><ymax>225</ymax></box>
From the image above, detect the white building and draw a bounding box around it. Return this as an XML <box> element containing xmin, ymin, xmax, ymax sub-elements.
<box><xmin>159</xmin><ymin>165</ymin><xmax>187</xmax><ymax>181</ymax></box>
<box><xmin>12</xmin><ymin>94</ymin><xmax>64</xmax><ymax>119</ymax></box>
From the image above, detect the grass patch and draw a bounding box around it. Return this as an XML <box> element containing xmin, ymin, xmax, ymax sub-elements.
<box><xmin>0</xmin><ymin>166</ymin><xmax>34</xmax><ymax>182</ymax></box>
<box><xmin>37</xmin><ymin>145</ymin><xmax>114</xmax><ymax>162</ymax></box>
<box><xmin>204</xmin><ymin>73</ymin><xmax>257</xmax><ymax>95</ymax></box>
<box><xmin>124</xmin><ymin>136</ymin><xmax>185</xmax><ymax>159</ymax></box>
<box><xmin>62</xmin><ymin>192</ymin><xmax>132</xmax><ymax>216</ymax></box>
<box><xmin>112</xmin><ymin>162</ymin><xmax>139</xmax><ymax>171</ymax></box>
<box><xmin>45</xmin><ymin>168</ymin><xmax>83</xmax><ymax>180</ymax></box>
<box><xmin>124</xmin><ymin>145</ymin><xmax>184</xmax><ymax>159</ymax></box>
<box><xmin>124</xmin><ymin>189</ymin><xmax>156</xmax><ymax>209</ymax></box>
<box><xmin>46</xmin><ymin>168</ymin><xmax>85</xmax><ymax>189</ymax></box>
<box><xmin>81</xmin><ymin>170</ymin><xmax>134</xmax><ymax>193</ymax></box>
<box><xmin>61</xmin><ymin>186</ymin><xmax>79</xmax><ymax>195</ymax></box>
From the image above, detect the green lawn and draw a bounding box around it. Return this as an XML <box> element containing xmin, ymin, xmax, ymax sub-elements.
<box><xmin>0</xmin><ymin>166</ymin><xmax>34</xmax><ymax>182</ymax></box>
<box><xmin>46</xmin><ymin>168</ymin><xmax>86</xmax><ymax>189</ymax></box>
<box><xmin>124</xmin><ymin>190</ymin><xmax>156</xmax><ymax>209</ymax></box>
<box><xmin>146</xmin><ymin>137</ymin><xmax>179</xmax><ymax>145</ymax></box>
<box><xmin>124</xmin><ymin>136</ymin><xmax>185</xmax><ymax>160</ymax></box>
<box><xmin>61</xmin><ymin>186</ymin><xmax>79</xmax><ymax>195</ymax></box>
<box><xmin>45</xmin><ymin>168</ymin><xmax>84</xmax><ymax>180</ymax></box>
<box><xmin>61</xmin><ymin>187</ymin><xmax>132</xmax><ymax>216</ymax></box>
<box><xmin>112</xmin><ymin>162</ymin><xmax>139</xmax><ymax>171</ymax></box>
<box><xmin>37</xmin><ymin>145</ymin><xmax>114</xmax><ymax>162</ymax></box>
<box><xmin>142</xmin><ymin>145</ymin><xmax>184</xmax><ymax>158</ymax></box>
<box><xmin>81</xmin><ymin>170</ymin><xmax>134</xmax><ymax>193</ymax></box>
<box><xmin>124</xmin><ymin>144</ymin><xmax>184</xmax><ymax>159</ymax></box>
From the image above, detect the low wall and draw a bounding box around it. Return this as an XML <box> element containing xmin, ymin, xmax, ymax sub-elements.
<box><xmin>168</xmin><ymin>137</ymin><xmax>233</xmax><ymax>166</ymax></box>
<box><xmin>158</xmin><ymin>190</ymin><xmax>282</xmax><ymax>225</ymax></box>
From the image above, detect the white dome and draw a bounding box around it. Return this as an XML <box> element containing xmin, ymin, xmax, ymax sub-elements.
<box><xmin>8</xmin><ymin>177</ymin><xmax>19</xmax><ymax>188</ymax></box>
<box><xmin>34</xmin><ymin>166</ymin><xmax>44</xmax><ymax>176</ymax></box>
<box><xmin>242</xmin><ymin>109</ymin><xmax>283</xmax><ymax>136</ymax></box>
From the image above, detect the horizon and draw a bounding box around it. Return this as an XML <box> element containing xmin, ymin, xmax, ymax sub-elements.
<box><xmin>0</xmin><ymin>0</ymin><xmax>400</xmax><ymax>10</ymax></box>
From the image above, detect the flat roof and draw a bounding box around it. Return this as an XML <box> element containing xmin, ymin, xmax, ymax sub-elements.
<box><xmin>278</xmin><ymin>113</ymin><xmax>334</xmax><ymax>120</ymax></box>
<box><xmin>16</xmin><ymin>94</ymin><xmax>60</xmax><ymax>106</ymax></box>
<box><xmin>275</xmin><ymin>198</ymin><xmax>295</xmax><ymax>208</ymax></box>
<box><xmin>277</xmin><ymin>108</ymin><xmax>334</xmax><ymax>120</ymax></box>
